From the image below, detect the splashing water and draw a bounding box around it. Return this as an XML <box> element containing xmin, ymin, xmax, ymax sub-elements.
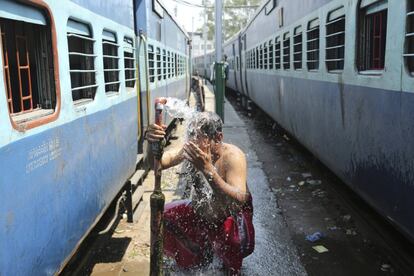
<box><xmin>164</xmin><ymin>98</ymin><xmax>216</xmax><ymax>217</ymax></box>
<box><xmin>164</xmin><ymin>97</ymin><xmax>197</xmax><ymax>121</ymax></box>
<box><xmin>162</xmin><ymin>98</ymin><xmax>225</xmax><ymax>274</ymax></box>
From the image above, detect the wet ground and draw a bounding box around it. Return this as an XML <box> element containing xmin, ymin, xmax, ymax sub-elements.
<box><xmin>61</xmin><ymin>82</ymin><xmax>414</xmax><ymax>276</ymax></box>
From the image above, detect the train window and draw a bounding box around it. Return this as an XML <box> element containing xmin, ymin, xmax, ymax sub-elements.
<box><xmin>275</xmin><ymin>37</ymin><xmax>281</xmax><ymax>70</ymax></box>
<box><xmin>178</xmin><ymin>55</ymin><xmax>182</xmax><ymax>76</ymax></box>
<box><xmin>405</xmin><ymin>0</ymin><xmax>414</xmax><ymax>74</ymax></box>
<box><xmin>269</xmin><ymin>40</ymin><xmax>274</xmax><ymax>70</ymax></box>
<box><xmin>67</xmin><ymin>19</ymin><xmax>97</xmax><ymax>105</ymax></box>
<box><xmin>167</xmin><ymin>51</ymin><xmax>171</xmax><ymax>79</ymax></box>
<box><xmin>0</xmin><ymin>2</ymin><xmax>58</xmax><ymax>125</ymax></box>
<box><xmin>259</xmin><ymin>45</ymin><xmax>263</xmax><ymax>69</ymax></box>
<box><xmin>256</xmin><ymin>47</ymin><xmax>259</xmax><ymax>69</ymax></box>
<box><xmin>102</xmin><ymin>30</ymin><xmax>120</xmax><ymax>95</ymax></box>
<box><xmin>357</xmin><ymin>0</ymin><xmax>388</xmax><ymax>71</ymax></box>
<box><xmin>162</xmin><ymin>49</ymin><xmax>167</xmax><ymax>80</ymax></box>
<box><xmin>326</xmin><ymin>7</ymin><xmax>346</xmax><ymax>72</ymax></box>
<box><xmin>283</xmin><ymin>32</ymin><xmax>290</xmax><ymax>70</ymax></box>
<box><xmin>123</xmin><ymin>37</ymin><xmax>136</xmax><ymax>89</ymax></box>
<box><xmin>294</xmin><ymin>26</ymin><xmax>303</xmax><ymax>70</ymax></box>
<box><xmin>175</xmin><ymin>53</ymin><xmax>178</xmax><ymax>76</ymax></box>
<box><xmin>237</xmin><ymin>56</ymin><xmax>240</xmax><ymax>71</ymax></box>
<box><xmin>148</xmin><ymin>45</ymin><xmax>155</xmax><ymax>83</ymax></box>
<box><xmin>156</xmin><ymin>47</ymin><xmax>161</xmax><ymax>81</ymax></box>
<box><xmin>264</xmin><ymin>42</ymin><xmax>268</xmax><ymax>69</ymax></box>
<box><xmin>307</xmin><ymin>18</ymin><xmax>320</xmax><ymax>71</ymax></box>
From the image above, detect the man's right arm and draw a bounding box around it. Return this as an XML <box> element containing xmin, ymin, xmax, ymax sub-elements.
<box><xmin>160</xmin><ymin>146</ymin><xmax>185</xmax><ymax>170</ymax></box>
<box><xmin>145</xmin><ymin>123</ymin><xmax>184</xmax><ymax>170</ymax></box>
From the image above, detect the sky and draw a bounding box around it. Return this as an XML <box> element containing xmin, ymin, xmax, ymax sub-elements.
<box><xmin>163</xmin><ymin>0</ymin><xmax>206</xmax><ymax>33</ymax></box>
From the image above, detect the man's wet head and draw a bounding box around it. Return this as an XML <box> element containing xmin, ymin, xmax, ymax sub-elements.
<box><xmin>188</xmin><ymin>112</ymin><xmax>223</xmax><ymax>156</ymax></box>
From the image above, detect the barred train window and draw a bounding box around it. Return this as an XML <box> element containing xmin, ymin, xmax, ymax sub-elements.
<box><xmin>259</xmin><ymin>45</ymin><xmax>263</xmax><ymax>69</ymax></box>
<box><xmin>307</xmin><ymin>18</ymin><xmax>320</xmax><ymax>71</ymax></box>
<box><xmin>406</xmin><ymin>0</ymin><xmax>414</xmax><ymax>74</ymax></box>
<box><xmin>326</xmin><ymin>7</ymin><xmax>346</xmax><ymax>72</ymax></box>
<box><xmin>162</xmin><ymin>49</ymin><xmax>166</xmax><ymax>80</ymax></box>
<box><xmin>174</xmin><ymin>53</ymin><xmax>178</xmax><ymax>76</ymax></box>
<box><xmin>268</xmin><ymin>40</ymin><xmax>274</xmax><ymax>70</ymax></box>
<box><xmin>275</xmin><ymin>37</ymin><xmax>281</xmax><ymax>70</ymax></box>
<box><xmin>172</xmin><ymin>53</ymin><xmax>175</xmax><ymax>77</ymax></box>
<box><xmin>283</xmin><ymin>32</ymin><xmax>290</xmax><ymax>70</ymax></box>
<box><xmin>156</xmin><ymin>47</ymin><xmax>161</xmax><ymax>81</ymax></box>
<box><xmin>123</xmin><ymin>36</ymin><xmax>136</xmax><ymax>88</ymax></box>
<box><xmin>294</xmin><ymin>26</ymin><xmax>303</xmax><ymax>70</ymax></box>
<box><xmin>102</xmin><ymin>30</ymin><xmax>120</xmax><ymax>94</ymax></box>
<box><xmin>358</xmin><ymin>0</ymin><xmax>388</xmax><ymax>71</ymax></box>
<box><xmin>148</xmin><ymin>45</ymin><xmax>155</xmax><ymax>83</ymax></box>
<box><xmin>0</xmin><ymin>2</ymin><xmax>57</xmax><ymax>123</ymax></box>
<box><xmin>264</xmin><ymin>42</ymin><xmax>268</xmax><ymax>69</ymax></box>
<box><xmin>167</xmin><ymin>51</ymin><xmax>171</xmax><ymax>78</ymax></box>
<box><xmin>67</xmin><ymin>19</ymin><xmax>97</xmax><ymax>104</ymax></box>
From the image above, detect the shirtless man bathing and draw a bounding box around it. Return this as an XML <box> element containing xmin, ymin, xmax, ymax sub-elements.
<box><xmin>146</xmin><ymin>111</ymin><xmax>255</xmax><ymax>274</ymax></box>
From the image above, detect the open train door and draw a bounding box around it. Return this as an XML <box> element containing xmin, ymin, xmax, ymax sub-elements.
<box><xmin>240</xmin><ymin>34</ymin><xmax>249</xmax><ymax>99</ymax></box>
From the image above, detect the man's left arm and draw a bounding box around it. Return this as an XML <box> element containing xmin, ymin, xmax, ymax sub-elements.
<box><xmin>185</xmin><ymin>142</ymin><xmax>249</xmax><ymax>203</ymax></box>
<box><xmin>206</xmin><ymin>151</ymin><xmax>249</xmax><ymax>203</ymax></box>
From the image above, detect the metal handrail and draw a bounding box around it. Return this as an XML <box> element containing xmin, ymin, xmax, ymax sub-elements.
<box><xmin>326</xmin><ymin>45</ymin><xmax>345</xmax><ymax>50</ymax></box>
<box><xmin>67</xmin><ymin>33</ymin><xmax>96</xmax><ymax>42</ymax></box>
<box><xmin>68</xmin><ymin>52</ymin><xmax>97</xmax><ymax>57</ymax></box>
<box><xmin>326</xmin><ymin>31</ymin><xmax>345</xmax><ymax>38</ymax></box>
<box><xmin>326</xmin><ymin>16</ymin><xmax>345</xmax><ymax>26</ymax></box>
<box><xmin>71</xmin><ymin>83</ymin><xmax>98</xmax><ymax>91</ymax></box>
<box><xmin>102</xmin><ymin>41</ymin><xmax>120</xmax><ymax>47</ymax></box>
<box><xmin>70</xmin><ymin>69</ymin><xmax>97</xmax><ymax>73</ymax></box>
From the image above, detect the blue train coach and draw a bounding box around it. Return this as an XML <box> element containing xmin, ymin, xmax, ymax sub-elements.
<box><xmin>194</xmin><ymin>0</ymin><xmax>414</xmax><ymax>242</ymax></box>
<box><xmin>0</xmin><ymin>0</ymin><xmax>190</xmax><ymax>275</ymax></box>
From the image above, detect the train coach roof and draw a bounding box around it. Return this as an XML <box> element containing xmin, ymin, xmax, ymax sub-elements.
<box><xmin>156</xmin><ymin>0</ymin><xmax>190</xmax><ymax>39</ymax></box>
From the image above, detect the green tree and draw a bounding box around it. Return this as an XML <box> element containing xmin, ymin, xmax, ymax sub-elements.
<box><xmin>198</xmin><ymin>0</ymin><xmax>261</xmax><ymax>41</ymax></box>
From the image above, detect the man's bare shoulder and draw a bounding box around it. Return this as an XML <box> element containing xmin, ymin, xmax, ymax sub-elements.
<box><xmin>223</xmin><ymin>143</ymin><xmax>246</xmax><ymax>162</ymax></box>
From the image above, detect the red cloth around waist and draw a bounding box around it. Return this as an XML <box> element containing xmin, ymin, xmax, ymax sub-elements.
<box><xmin>163</xmin><ymin>196</ymin><xmax>255</xmax><ymax>270</ymax></box>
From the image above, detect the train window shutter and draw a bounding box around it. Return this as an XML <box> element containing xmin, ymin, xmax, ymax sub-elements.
<box><xmin>326</xmin><ymin>6</ymin><xmax>345</xmax><ymax>72</ymax></box>
<box><xmin>123</xmin><ymin>37</ymin><xmax>134</xmax><ymax>54</ymax></box>
<box><xmin>360</xmin><ymin>0</ymin><xmax>387</xmax><ymax>9</ymax></box>
<box><xmin>328</xmin><ymin>6</ymin><xmax>345</xmax><ymax>22</ymax></box>
<box><xmin>0</xmin><ymin>0</ymin><xmax>46</xmax><ymax>26</ymax></box>
<box><xmin>308</xmin><ymin>18</ymin><xmax>320</xmax><ymax>30</ymax></box>
<box><xmin>405</xmin><ymin>0</ymin><xmax>414</xmax><ymax>75</ymax></box>
<box><xmin>67</xmin><ymin>19</ymin><xmax>91</xmax><ymax>36</ymax></box>
<box><xmin>102</xmin><ymin>30</ymin><xmax>119</xmax><ymax>94</ymax></box>
<box><xmin>102</xmin><ymin>30</ymin><xmax>117</xmax><ymax>42</ymax></box>
<box><xmin>67</xmin><ymin>19</ymin><xmax>97</xmax><ymax>103</ymax></box>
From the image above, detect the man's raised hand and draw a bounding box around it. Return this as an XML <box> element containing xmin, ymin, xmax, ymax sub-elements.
<box><xmin>183</xmin><ymin>142</ymin><xmax>214</xmax><ymax>174</ymax></box>
<box><xmin>145</xmin><ymin>124</ymin><xmax>167</xmax><ymax>143</ymax></box>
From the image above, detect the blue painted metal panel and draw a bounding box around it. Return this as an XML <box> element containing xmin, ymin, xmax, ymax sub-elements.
<box><xmin>71</xmin><ymin>0</ymin><xmax>134</xmax><ymax>28</ymax></box>
<box><xmin>246</xmin><ymin>71</ymin><xmax>414</xmax><ymax>240</ymax></box>
<box><xmin>0</xmin><ymin>97</ymin><xmax>137</xmax><ymax>275</ymax></box>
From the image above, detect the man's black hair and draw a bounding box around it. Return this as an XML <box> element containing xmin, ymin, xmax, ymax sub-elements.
<box><xmin>188</xmin><ymin>111</ymin><xmax>223</xmax><ymax>140</ymax></box>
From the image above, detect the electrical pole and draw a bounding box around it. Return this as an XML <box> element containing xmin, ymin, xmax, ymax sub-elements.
<box><xmin>203</xmin><ymin>0</ymin><xmax>207</xmax><ymax>83</ymax></box>
<box><xmin>214</xmin><ymin>0</ymin><xmax>224</xmax><ymax>121</ymax></box>
<box><xmin>215</xmin><ymin>0</ymin><xmax>222</xmax><ymax>62</ymax></box>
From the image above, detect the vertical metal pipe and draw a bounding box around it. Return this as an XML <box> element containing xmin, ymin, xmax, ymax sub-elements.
<box><xmin>150</xmin><ymin>98</ymin><xmax>166</xmax><ymax>276</ymax></box>
<box><xmin>215</xmin><ymin>0</ymin><xmax>222</xmax><ymax>62</ymax></box>
<box><xmin>214</xmin><ymin>0</ymin><xmax>224</xmax><ymax>121</ymax></box>
<box><xmin>203</xmin><ymin>0</ymin><xmax>207</xmax><ymax>80</ymax></box>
